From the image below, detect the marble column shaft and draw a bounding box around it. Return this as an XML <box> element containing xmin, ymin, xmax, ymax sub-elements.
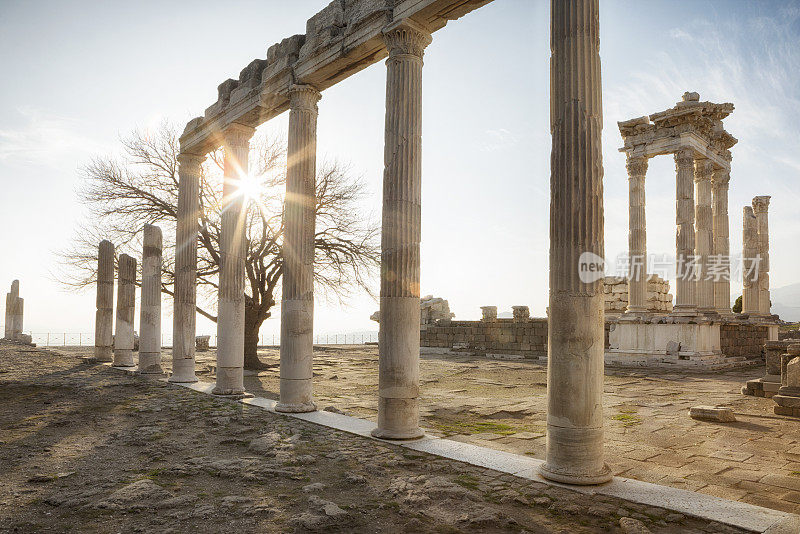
<box><xmin>372</xmin><ymin>19</ymin><xmax>431</xmax><ymax>440</ymax></box>
<box><xmin>213</xmin><ymin>124</ymin><xmax>254</xmax><ymax>396</ymax></box>
<box><xmin>673</xmin><ymin>148</ymin><xmax>697</xmax><ymax>315</ymax></box>
<box><xmin>626</xmin><ymin>156</ymin><xmax>648</xmax><ymax>313</ymax></box>
<box><xmin>753</xmin><ymin>196</ymin><xmax>771</xmax><ymax>317</ymax></box>
<box><xmin>6</xmin><ymin>280</ymin><xmax>22</xmax><ymax>338</ymax></box>
<box><xmin>95</xmin><ymin>240</ymin><xmax>115</xmax><ymax>362</ymax></box>
<box><xmin>711</xmin><ymin>169</ymin><xmax>731</xmax><ymax>314</ymax></box>
<box><xmin>139</xmin><ymin>224</ymin><xmax>163</xmax><ymax>374</ymax></box>
<box><xmin>540</xmin><ymin>0</ymin><xmax>611</xmax><ymax>485</ymax></box>
<box><xmin>277</xmin><ymin>85</ymin><xmax>321</xmax><ymax>413</ymax></box>
<box><xmin>742</xmin><ymin>206</ymin><xmax>760</xmax><ymax>315</ymax></box>
<box><xmin>171</xmin><ymin>153</ymin><xmax>204</xmax><ymax>383</ymax></box>
<box><xmin>694</xmin><ymin>159</ymin><xmax>714</xmax><ymax>313</ymax></box>
<box><xmin>4</xmin><ymin>291</ymin><xmax>10</xmax><ymax>339</ymax></box>
<box><xmin>113</xmin><ymin>254</ymin><xmax>137</xmax><ymax>367</ymax></box>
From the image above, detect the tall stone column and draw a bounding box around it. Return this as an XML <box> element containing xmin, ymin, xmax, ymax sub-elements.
<box><xmin>372</xmin><ymin>19</ymin><xmax>431</xmax><ymax>440</ymax></box>
<box><xmin>711</xmin><ymin>168</ymin><xmax>731</xmax><ymax>315</ymax></box>
<box><xmin>95</xmin><ymin>240</ymin><xmax>115</xmax><ymax>362</ymax></box>
<box><xmin>625</xmin><ymin>155</ymin><xmax>648</xmax><ymax>314</ymax></box>
<box><xmin>277</xmin><ymin>84</ymin><xmax>321</xmax><ymax>413</ymax></box>
<box><xmin>742</xmin><ymin>206</ymin><xmax>760</xmax><ymax>315</ymax></box>
<box><xmin>673</xmin><ymin>148</ymin><xmax>697</xmax><ymax>316</ymax></box>
<box><xmin>752</xmin><ymin>196</ymin><xmax>771</xmax><ymax>317</ymax></box>
<box><xmin>540</xmin><ymin>0</ymin><xmax>611</xmax><ymax>485</ymax></box>
<box><xmin>170</xmin><ymin>152</ymin><xmax>204</xmax><ymax>383</ymax></box>
<box><xmin>113</xmin><ymin>254</ymin><xmax>137</xmax><ymax>367</ymax></box>
<box><xmin>3</xmin><ymin>290</ymin><xmax>11</xmax><ymax>339</ymax></box>
<box><xmin>694</xmin><ymin>159</ymin><xmax>715</xmax><ymax>313</ymax></box>
<box><xmin>139</xmin><ymin>224</ymin><xmax>163</xmax><ymax>374</ymax></box>
<box><xmin>213</xmin><ymin>123</ymin><xmax>255</xmax><ymax>396</ymax></box>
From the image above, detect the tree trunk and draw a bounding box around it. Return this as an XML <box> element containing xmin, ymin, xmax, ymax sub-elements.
<box><xmin>243</xmin><ymin>301</ymin><xmax>272</xmax><ymax>370</ymax></box>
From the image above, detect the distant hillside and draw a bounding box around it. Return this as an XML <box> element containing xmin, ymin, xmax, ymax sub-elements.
<box><xmin>772</xmin><ymin>283</ymin><xmax>800</xmax><ymax>322</ymax></box>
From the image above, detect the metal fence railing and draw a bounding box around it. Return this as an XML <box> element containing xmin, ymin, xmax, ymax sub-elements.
<box><xmin>23</xmin><ymin>332</ymin><xmax>379</xmax><ymax>348</ymax></box>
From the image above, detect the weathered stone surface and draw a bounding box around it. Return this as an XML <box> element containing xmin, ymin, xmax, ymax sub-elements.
<box><xmin>113</xmin><ymin>254</ymin><xmax>136</xmax><ymax>367</ymax></box>
<box><xmin>213</xmin><ymin>124</ymin><xmax>254</xmax><ymax>396</ymax></box>
<box><xmin>604</xmin><ymin>275</ymin><xmax>672</xmax><ymax>315</ymax></box>
<box><xmin>278</xmin><ymin>84</ymin><xmax>321</xmax><ymax>414</ymax></box>
<box><xmin>540</xmin><ymin>0</ymin><xmax>611</xmax><ymax>485</ymax></box>
<box><xmin>480</xmin><ymin>306</ymin><xmax>497</xmax><ymax>322</ymax></box>
<box><xmin>752</xmin><ymin>196</ymin><xmax>771</xmax><ymax>317</ymax></box>
<box><xmin>95</xmin><ymin>241</ymin><xmax>115</xmax><ymax>362</ymax></box>
<box><xmin>742</xmin><ymin>206</ymin><xmax>759</xmax><ymax>315</ymax></box>
<box><xmin>138</xmin><ymin>224</ymin><xmax>163</xmax><ymax>374</ymax></box>
<box><xmin>373</xmin><ymin>19</ymin><xmax>431</xmax><ymax>441</ymax></box>
<box><xmin>195</xmin><ymin>335</ymin><xmax>210</xmax><ymax>352</ymax></box>
<box><xmin>689</xmin><ymin>406</ymin><xmax>736</xmax><ymax>423</ymax></box>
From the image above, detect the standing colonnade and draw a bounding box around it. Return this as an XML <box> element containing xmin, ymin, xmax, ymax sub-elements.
<box><xmin>90</xmin><ymin>0</ymin><xmax>613</xmax><ymax>485</ymax></box>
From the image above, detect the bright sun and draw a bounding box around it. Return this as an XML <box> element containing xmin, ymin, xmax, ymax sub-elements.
<box><xmin>236</xmin><ymin>173</ymin><xmax>261</xmax><ymax>200</ymax></box>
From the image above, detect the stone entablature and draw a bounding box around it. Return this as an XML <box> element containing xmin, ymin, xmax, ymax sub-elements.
<box><xmin>603</xmin><ymin>275</ymin><xmax>672</xmax><ymax>315</ymax></box>
<box><xmin>179</xmin><ymin>0</ymin><xmax>492</xmax><ymax>154</ymax></box>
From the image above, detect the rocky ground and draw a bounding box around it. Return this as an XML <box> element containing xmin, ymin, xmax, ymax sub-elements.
<box><xmin>0</xmin><ymin>343</ymin><xmax>750</xmax><ymax>533</ymax></box>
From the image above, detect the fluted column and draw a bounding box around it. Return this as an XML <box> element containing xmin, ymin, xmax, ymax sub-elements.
<box><xmin>8</xmin><ymin>280</ymin><xmax>21</xmax><ymax>339</ymax></box>
<box><xmin>3</xmin><ymin>291</ymin><xmax>10</xmax><ymax>339</ymax></box>
<box><xmin>753</xmin><ymin>196</ymin><xmax>771</xmax><ymax>317</ymax></box>
<box><xmin>113</xmin><ymin>254</ymin><xmax>137</xmax><ymax>367</ymax></box>
<box><xmin>213</xmin><ymin>123</ymin><xmax>255</xmax><ymax>396</ymax></box>
<box><xmin>694</xmin><ymin>159</ymin><xmax>715</xmax><ymax>314</ymax></box>
<box><xmin>711</xmin><ymin>169</ymin><xmax>731</xmax><ymax>315</ymax></box>
<box><xmin>742</xmin><ymin>206</ymin><xmax>760</xmax><ymax>315</ymax></box>
<box><xmin>139</xmin><ymin>224</ymin><xmax>163</xmax><ymax>374</ymax></box>
<box><xmin>673</xmin><ymin>148</ymin><xmax>697</xmax><ymax>315</ymax></box>
<box><xmin>277</xmin><ymin>84</ymin><xmax>321</xmax><ymax>413</ymax></box>
<box><xmin>372</xmin><ymin>19</ymin><xmax>431</xmax><ymax>440</ymax></box>
<box><xmin>626</xmin><ymin>155</ymin><xmax>648</xmax><ymax>314</ymax></box>
<box><xmin>95</xmin><ymin>240</ymin><xmax>115</xmax><ymax>362</ymax></box>
<box><xmin>170</xmin><ymin>152</ymin><xmax>204</xmax><ymax>383</ymax></box>
<box><xmin>540</xmin><ymin>0</ymin><xmax>611</xmax><ymax>485</ymax></box>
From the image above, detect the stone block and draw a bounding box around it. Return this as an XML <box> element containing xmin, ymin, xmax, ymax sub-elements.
<box><xmin>689</xmin><ymin>406</ymin><xmax>736</xmax><ymax>423</ymax></box>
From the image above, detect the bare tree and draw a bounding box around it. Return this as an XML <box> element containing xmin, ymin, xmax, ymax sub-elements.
<box><xmin>57</xmin><ymin>122</ymin><xmax>379</xmax><ymax>369</ymax></box>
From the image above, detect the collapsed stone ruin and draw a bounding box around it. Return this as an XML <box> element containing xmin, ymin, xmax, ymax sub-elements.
<box><xmin>370</xmin><ymin>295</ymin><xmax>454</xmax><ymax>327</ymax></box>
<box><xmin>603</xmin><ymin>275</ymin><xmax>673</xmax><ymax>315</ymax></box>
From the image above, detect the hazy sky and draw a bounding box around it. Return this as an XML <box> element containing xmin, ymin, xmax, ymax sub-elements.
<box><xmin>1</xmin><ymin>0</ymin><xmax>798</xmax><ymax>340</ymax></box>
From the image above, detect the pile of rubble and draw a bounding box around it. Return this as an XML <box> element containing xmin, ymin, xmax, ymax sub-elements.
<box><xmin>603</xmin><ymin>275</ymin><xmax>673</xmax><ymax>315</ymax></box>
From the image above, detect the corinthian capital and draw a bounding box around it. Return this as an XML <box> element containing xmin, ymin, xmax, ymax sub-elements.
<box><xmin>625</xmin><ymin>155</ymin><xmax>648</xmax><ymax>178</ymax></box>
<box><xmin>752</xmin><ymin>195</ymin><xmax>771</xmax><ymax>213</ymax></box>
<box><xmin>711</xmin><ymin>168</ymin><xmax>730</xmax><ymax>187</ymax></box>
<box><xmin>674</xmin><ymin>147</ymin><xmax>694</xmax><ymax>170</ymax></box>
<box><xmin>382</xmin><ymin>19</ymin><xmax>432</xmax><ymax>58</ymax></box>
<box><xmin>222</xmin><ymin>123</ymin><xmax>255</xmax><ymax>148</ymax></box>
<box><xmin>289</xmin><ymin>84</ymin><xmax>321</xmax><ymax>113</ymax></box>
<box><xmin>177</xmin><ymin>152</ymin><xmax>205</xmax><ymax>173</ymax></box>
<box><xmin>694</xmin><ymin>158</ymin><xmax>713</xmax><ymax>183</ymax></box>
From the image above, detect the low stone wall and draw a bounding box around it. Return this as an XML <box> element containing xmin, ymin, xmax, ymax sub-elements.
<box><xmin>421</xmin><ymin>319</ymin><xmax>548</xmax><ymax>358</ymax></box>
<box><xmin>720</xmin><ymin>324</ymin><xmax>770</xmax><ymax>360</ymax></box>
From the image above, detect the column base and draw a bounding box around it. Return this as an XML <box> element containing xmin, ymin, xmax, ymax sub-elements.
<box><xmin>94</xmin><ymin>346</ymin><xmax>113</xmax><ymax>363</ymax></box>
<box><xmin>169</xmin><ymin>358</ymin><xmax>197</xmax><ymax>383</ymax></box>
<box><xmin>275</xmin><ymin>401</ymin><xmax>317</xmax><ymax>413</ymax></box>
<box><xmin>371</xmin><ymin>426</ymin><xmax>425</xmax><ymax>440</ymax></box>
<box><xmin>211</xmin><ymin>385</ymin><xmax>248</xmax><ymax>396</ymax></box>
<box><xmin>538</xmin><ymin>462</ymin><xmax>612</xmax><ymax>485</ymax></box>
<box><xmin>112</xmin><ymin>350</ymin><xmax>135</xmax><ymax>367</ymax></box>
<box><xmin>625</xmin><ymin>306</ymin><xmax>649</xmax><ymax>315</ymax></box>
<box><xmin>671</xmin><ymin>305</ymin><xmax>698</xmax><ymax>317</ymax></box>
<box><xmin>373</xmin><ymin>397</ymin><xmax>424</xmax><ymax>440</ymax></box>
<box><xmin>138</xmin><ymin>352</ymin><xmax>163</xmax><ymax>374</ymax></box>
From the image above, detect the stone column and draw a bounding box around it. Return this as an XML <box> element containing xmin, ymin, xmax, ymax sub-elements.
<box><xmin>694</xmin><ymin>159</ymin><xmax>715</xmax><ymax>313</ymax></box>
<box><xmin>752</xmin><ymin>196</ymin><xmax>771</xmax><ymax>317</ymax></box>
<box><xmin>170</xmin><ymin>152</ymin><xmax>204</xmax><ymax>383</ymax></box>
<box><xmin>277</xmin><ymin>84</ymin><xmax>321</xmax><ymax>413</ymax></box>
<box><xmin>3</xmin><ymin>290</ymin><xmax>11</xmax><ymax>339</ymax></box>
<box><xmin>742</xmin><ymin>206</ymin><xmax>760</xmax><ymax>315</ymax></box>
<box><xmin>625</xmin><ymin>155</ymin><xmax>648</xmax><ymax>314</ymax></box>
<box><xmin>673</xmin><ymin>148</ymin><xmax>697</xmax><ymax>316</ymax></box>
<box><xmin>540</xmin><ymin>0</ymin><xmax>611</xmax><ymax>485</ymax></box>
<box><xmin>213</xmin><ymin>123</ymin><xmax>255</xmax><ymax>396</ymax></box>
<box><xmin>711</xmin><ymin>168</ymin><xmax>731</xmax><ymax>315</ymax></box>
<box><xmin>8</xmin><ymin>280</ymin><xmax>21</xmax><ymax>339</ymax></box>
<box><xmin>139</xmin><ymin>224</ymin><xmax>163</xmax><ymax>374</ymax></box>
<box><xmin>372</xmin><ymin>19</ymin><xmax>431</xmax><ymax>440</ymax></box>
<box><xmin>95</xmin><ymin>240</ymin><xmax>115</xmax><ymax>362</ymax></box>
<box><xmin>113</xmin><ymin>254</ymin><xmax>137</xmax><ymax>367</ymax></box>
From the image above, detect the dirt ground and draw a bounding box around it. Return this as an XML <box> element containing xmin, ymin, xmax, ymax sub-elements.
<box><xmin>0</xmin><ymin>343</ymin><xmax>751</xmax><ymax>533</ymax></box>
<box><xmin>73</xmin><ymin>343</ymin><xmax>800</xmax><ymax>516</ymax></box>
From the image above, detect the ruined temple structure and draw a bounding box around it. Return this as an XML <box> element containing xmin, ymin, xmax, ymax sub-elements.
<box><xmin>165</xmin><ymin>0</ymin><xmax>610</xmax><ymax>484</ymax></box>
<box><xmin>370</xmin><ymin>295</ymin><xmax>454</xmax><ymax>327</ymax></box>
<box><xmin>607</xmin><ymin>93</ymin><xmax>779</xmax><ymax>368</ymax></box>
<box><xmin>2</xmin><ymin>280</ymin><xmax>33</xmax><ymax>345</ymax></box>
